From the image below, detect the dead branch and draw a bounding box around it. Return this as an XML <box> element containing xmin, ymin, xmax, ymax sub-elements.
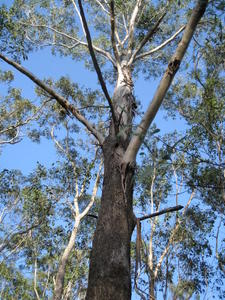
<box><xmin>139</xmin><ymin>205</ymin><xmax>183</xmax><ymax>221</ymax></box>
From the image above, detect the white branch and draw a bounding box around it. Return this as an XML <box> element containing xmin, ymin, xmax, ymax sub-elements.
<box><xmin>71</xmin><ymin>0</ymin><xmax>86</xmax><ymax>36</ymax></box>
<box><xmin>135</xmin><ymin>25</ymin><xmax>186</xmax><ymax>61</ymax></box>
<box><xmin>34</xmin><ymin>257</ymin><xmax>41</xmax><ymax>300</ymax></box>
<box><xmin>128</xmin><ymin>0</ymin><xmax>143</xmax><ymax>50</ymax></box>
<box><xmin>80</xmin><ymin>159</ymin><xmax>103</xmax><ymax>219</ymax></box>
<box><xmin>94</xmin><ymin>0</ymin><xmax>110</xmax><ymax>15</ymax></box>
<box><xmin>23</xmin><ymin>22</ymin><xmax>116</xmax><ymax>66</ymax></box>
<box><xmin>123</xmin><ymin>0</ymin><xmax>208</xmax><ymax>165</ymax></box>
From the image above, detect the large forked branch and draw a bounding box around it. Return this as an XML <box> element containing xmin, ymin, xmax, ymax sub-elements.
<box><xmin>0</xmin><ymin>53</ymin><xmax>104</xmax><ymax>145</ymax></box>
<box><xmin>123</xmin><ymin>0</ymin><xmax>208</xmax><ymax>164</ymax></box>
<box><xmin>77</xmin><ymin>0</ymin><xmax>117</xmax><ymax>126</ymax></box>
<box><xmin>128</xmin><ymin>12</ymin><xmax>167</xmax><ymax>65</ymax></box>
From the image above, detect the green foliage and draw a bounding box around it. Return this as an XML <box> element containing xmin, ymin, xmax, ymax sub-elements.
<box><xmin>0</xmin><ymin>262</ymin><xmax>33</xmax><ymax>299</ymax></box>
<box><xmin>0</xmin><ymin>2</ymin><xmax>33</xmax><ymax>61</ymax></box>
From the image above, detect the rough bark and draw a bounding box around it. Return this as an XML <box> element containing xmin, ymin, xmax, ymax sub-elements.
<box><xmin>86</xmin><ymin>139</ymin><xmax>136</xmax><ymax>299</ymax></box>
<box><xmin>86</xmin><ymin>75</ymin><xmax>136</xmax><ymax>299</ymax></box>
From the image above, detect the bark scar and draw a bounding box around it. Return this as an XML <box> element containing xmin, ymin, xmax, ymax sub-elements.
<box><xmin>167</xmin><ymin>58</ymin><xmax>180</xmax><ymax>76</ymax></box>
<box><xmin>120</xmin><ymin>162</ymin><xmax>129</xmax><ymax>206</ymax></box>
<box><xmin>120</xmin><ymin>161</ymin><xmax>136</xmax><ymax>206</ymax></box>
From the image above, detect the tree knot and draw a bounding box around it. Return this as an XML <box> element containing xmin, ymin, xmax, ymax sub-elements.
<box><xmin>167</xmin><ymin>58</ymin><xmax>180</xmax><ymax>76</ymax></box>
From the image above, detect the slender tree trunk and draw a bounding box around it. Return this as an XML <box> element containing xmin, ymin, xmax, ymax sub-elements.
<box><xmin>149</xmin><ymin>272</ymin><xmax>155</xmax><ymax>300</ymax></box>
<box><xmin>53</xmin><ymin>219</ymin><xmax>80</xmax><ymax>300</ymax></box>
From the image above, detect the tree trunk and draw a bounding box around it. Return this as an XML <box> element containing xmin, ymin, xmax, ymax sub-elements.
<box><xmin>86</xmin><ymin>78</ymin><xmax>136</xmax><ymax>300</ymax></box>
<box><xmin>86</xmin><ymin>137</ymin><xmax>136</xmax><ymax>300</ymax></box>
<box><xmin>149</xmin><ymin>273</ymin><xmax>156</xmax><ymax>300</ymax></box>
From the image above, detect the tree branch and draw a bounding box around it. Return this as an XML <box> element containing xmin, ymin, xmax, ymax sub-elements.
<box><xmin>34</xmin><ymin>257</ymin><xmax>41</xmax><ymax>300</ymax></box>
<box><xmin>123</xmin><ymin>0</ymin><xmax>208</xmax><ymax>165</ymax></box>
<box><xmin>92</xmin><ymin>0</ymin><xmax>122</xmax><ymax>46</ymax></box>
<box><xmin>0</xmin><ymin>53</ymin><xmax>104</xmax><ymax>145</ymax></box>
<box><xmin>135</xmin><ymin>25</ymin><xmax>186</xmax><ymax>61</ymax></box>
<box><xmin>0</xmin><ymin>98</ymin><xmax>52</xmax><ymax>144</ymax></box>
<box><xmin>71</xmin><ymin>0</ymin><xmax>86</xmax><ymax>36</ymax></box>
<box><xmin>0</xmin><ymin>221</ymin><xmax>41</xmax><ymax>253</ymax></box>
<box><xmin>139</xmin><ymin>205</ymin><xmax>183</xmax><ymax>222</ymax></box>
<box><xmin>127</xmin><ymin>0</ymin><xmax>143</xmax><ymax>55</ymax></box>
<box><xmin>128</xmin><ymin>12</ymin><xmax>167</xmax><ymax>65</ymax></box>
<box><xmin>87</xmin><ymin>213</ymin><xmax>98</xmax><ymax>219</ymax></box>
<box><xmin>110</xmin><ymin>1</ymin><xmax>120</xmax><ymax>63</ymax></box>
<box><xmin>53</xmin><ymin>157</ymin><xmax>102</xmax><ymax>300</ymax></box>
<box><xmin>22</xmin><ymin>22</ymin><xmax>116</xmax><ymax>66</ymax></box>
<box><xmin>77</xmin><ymin>0</ymin><xmax>117</xmax><ymax>126</ymax></box>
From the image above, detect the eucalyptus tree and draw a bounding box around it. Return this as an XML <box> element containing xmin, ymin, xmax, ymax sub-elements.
<box><xmin>0</xmin><ymin>0</ymin><xmax>210</xmax><ymax>299</ymax></box>
<box><xmin>164</xmin><ymin>25</ymin><xmax>225</xmax><ymax>216</ymax></box>
<box><xmin>133</xmin><ymin>10</ymin><xmax>225</xmax><ymax>298</ymax></box>
<box><xmin>0</xmin><ymin>145</ymin><xmax>101</xmax><ymax>299</ymax></box>
<box><xmin>134</xmin><ymin>132</ymin><xmax>219</xmax><ymax>299</ymax></box>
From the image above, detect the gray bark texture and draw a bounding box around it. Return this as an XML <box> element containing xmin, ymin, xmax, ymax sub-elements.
<box><xmin>86</xmin><ymin>80</ymin><xmax>136</xmax><ymax>299</ymax></box>
<box><xmin>86</xmin><ymin>134</ymin><xmax>136</xmax><ymax>300</ymax></box>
